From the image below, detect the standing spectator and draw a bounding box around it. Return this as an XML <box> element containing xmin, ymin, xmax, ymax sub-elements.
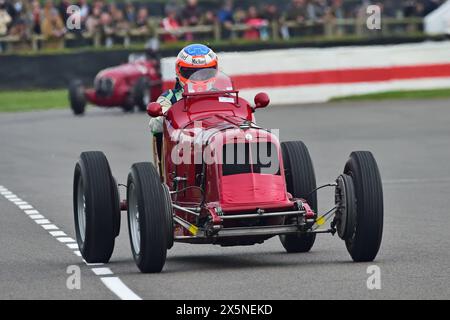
<box><xmin>181</xmin><ymin>0</ymin><xmax>201</xmax><ymax>40</ymax></box>
<box><xmin>30</xmin><ymin>0</ymin><xmax>41</xmax><ymax>34</ymax></box>
<box><xmin>85</xmin><ymin>4</ymin><xmax>101</xmax><ymax>36</ymax></box>
<box><xmin>330</xmin><ymin>0</ymin><xmax>345</xmax><ymax>19</ymax></box>
<box><xmin>307</xmin><ymin>0</ymin><xmax>327</xmax><ymax>22</ymax></box>
<box><xmin>218</xmin><ymin>0</ymin><xmax>233</xmax><ymax>23</ymax></box>
<box><xmin>113</xmin><ymin>9</ymin><xmax>129</xmax><ymax>35</ymax></box>
<box><xmin>281</xmin><ymin>0</ymin><xmax>308</xmax><ymax>39</ymax></box>
<box><xmin>133</xmin><ymin>6</ymin><xmax>154</xmax><ymax>42</ymax></box>
<box><xmin>41</xmin><ymin>0</ymin><xmax>66</xmax><ymax>48</ymax></box>
<box><xmin>262</xmin><ymin>3</ymin><xmax>280</xmax><ymax>23</ymax></box>
<box><xmin>8</xmin><ymin>0</ymin><xmax>28</xmax><ymax>38</ymax></box>
<box><xmin>0</xmin><ymin>0</ymin><xmax>12</xmax><ymax>37</ymax></box>
<box><xmin>0</xmin><ymin>0</ymin><xmax>11</xmax><ymax>52</ymax></box>
<box><xmin>181</xmin><ymin>0</ymin><xmax>201</xmax><ymax>26</ymax></box>
<box><xmin>124</xmin><ymin>1</ymin><xmax>136</xmax><ymax>24</ymax></box>
<box><xmin>4</xmin><ymin>0</ymin><xmax>17</xmax><ymax>23</ymax></box>
<box><xmin>161</xmin><ymin>7</ymin><xmax>180</xmax><ymax>42</ymax></box>
<box><xmin>244</xmin><ymin>6</ymin><xmax>268</xmax><ymax>40</ymax></box>
<box><xmin>78</xmin><ymin>0</ymin><xmax>90</xmax><ymax>27</ymax></box>
<box><xmin>284</xmin><ymin>0</ymin><xmax>308</xmax><ymax>23</ymax></box>
<box><xmin>113</xmin><ymin>8</ymin><xmax>129</xmax><ymax>46</ymax></box>
<box><xmin>58</xmin><ymin>0</ymin><xmax>71</xmax><ymax>25</ymax></box>
<box><xmin>233</xmin><ymin>7</ymin><xmax>247</xmax><ymax>24</ymax></box>
<box><xmin>99</xmin><ymin>11</ymin><xmax>114</xmax><ymax>47</ymax></box>
<box><xmin>217</xmin><ymin>0</ymin><xmax>234</xmax><ymax>39</ymax></box>
<box><xmin>135</xmin><ymin>7</ymin><xmax>149</xmax><ymax>30</ymax></box>
<box><xmin>202</xmin><ymin>10</ymin><xmax>216</xmax><ymax>26</ymax></box>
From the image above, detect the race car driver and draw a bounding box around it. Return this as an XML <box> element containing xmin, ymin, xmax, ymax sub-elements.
<box><xmin>149</xmin><ymin>43</ymin><xmax>218</xmax><ymax>161</ymax></box>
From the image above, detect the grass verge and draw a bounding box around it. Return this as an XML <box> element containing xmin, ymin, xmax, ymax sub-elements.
<box><xmin>330</xmin><ymin>88</ymin><xmax>450</xmax><ymax>102</ymax></box>
<box><xmin>0</xmin><ymin>89</ymin><xmax>67</xmax><ymax>112</ymax></box>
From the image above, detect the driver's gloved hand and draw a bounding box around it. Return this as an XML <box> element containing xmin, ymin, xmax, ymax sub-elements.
<box><xmin>149</xmin><ymin>116</ymin><xmax>164</xmax><ymax>135</ymax></box>
<box><xmin>149</xmin><ymin>95</ymin><xmax>172</xmax><ymax>135</ymax></box>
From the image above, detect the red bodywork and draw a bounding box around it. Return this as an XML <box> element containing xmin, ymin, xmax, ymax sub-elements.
<box><xmin>160</xmin><ymin>89</ymin><xmax>305</xmax><ymax>244</ymax></box>
<box><xmin>84</xmin><ymin>59</ymin><xmax>162</xmax><ymax>107</ymax></box>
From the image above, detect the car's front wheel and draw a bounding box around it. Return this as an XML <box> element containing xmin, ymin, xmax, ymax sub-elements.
<box><xmin>73</xmin><ymin>151</ymin><xmax>118</xmax><ymax>263</ymax></box>
<box><xmin>69</xmin><ymin>80</ymin><xmax>86</xmax><ymax>115</ymax></box>
<box><xmin>279</xmin><ymin>141</ymin><xmax>317</xmax><ymax>253</ymax></box>
<box><xmin>127</xmin><ymin>162</ymin><xmax>169</xmax><ymax>273</ymax></box>
<box><xmin>343</xmin><ymin>151</ymin><xmax>383</xmax><ymax>262</ymax></box>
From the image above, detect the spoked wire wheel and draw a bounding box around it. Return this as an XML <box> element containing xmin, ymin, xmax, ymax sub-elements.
<box><xmin>128</xmin><ymin>182</ymin><xmax>141</xmax><ymax>255</ymax></box>
<box><xmin>76</xmin><ymin>177</ymin><xmax>87</xmax><ymax>243</ymax></box>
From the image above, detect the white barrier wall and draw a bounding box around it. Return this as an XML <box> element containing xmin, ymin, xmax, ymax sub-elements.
<box><xmin>161</xmin><ymin>41</ymin><xmax>450</xmax><ymax>104</ymax></box>
<box><xmin>425</xmin><ymin>0</ymin><xmax>450</xmax><ymax>35</ymax></box>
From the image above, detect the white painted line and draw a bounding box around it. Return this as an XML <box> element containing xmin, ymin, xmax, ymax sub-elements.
<box><xmin>100</xmin><ymin>277</ymin><xmax>142</xmax><ymax>300</ymax></box>
<box><xmin>35</xmin><ymin>219</ymin><xmax>50</xmax><ymax>225</ymax></box>
<box><xmin>13</xmin><ymin>201</ymin><xmax>28</xmax><ymax>205</ymax></box>
<box><xmin>41</xmin><ymin>224</ymin><xmax>58</xmax><ymax>230</ymax></box>
<box><xmin>0</xmin><ymin>184</ymin><xmax>143</xmax><ymax>301</ymax></box>
<box><xmin>49</xmin><ymin>231</ymin><xmax>66</xmax><ymax>237</ymax></box>
<box><xmin>29</xmin><ymin>214</ymin><xmax>45</xmax><ymax>220</ymax></box>
<box><xmin>383</xmin><ymin>177</ymin><xmax>450</xmax><ymax>185</ymax></box>
<box><xmin>83</xmin><ymin>260</ymin><xmax>104</xmax><ymax>266</ymax></box>
<box><xmin>56</xmin><ymin>237</ymin><xmax>76</xmax><ymax>243</ymax></box>
<box><xmin>92</xmin><ymin>267</ymin><xmax>114</xmax><ymax>276</ymax></box>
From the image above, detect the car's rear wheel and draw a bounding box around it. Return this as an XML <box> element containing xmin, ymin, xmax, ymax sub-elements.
<box><xmin>69</xmin><ymin>80</ymin><xmax>86</xmax><ymax>115</ymax></box>
<box><xmin>127</xmin><ymin>162</ymin><xmax>169</xmax><ymax>273</ymax></box>
<box><xmin>133</xmin><ymin>77</ymin><xmax>151</xmax><ymax>112</ymax></box>
<box><xmin>73</xmin><ymin>151</ymin><xmax>117</xmax><ymax>263</ymax></box>
<box><xmin>122</xmin><ymin>94</ymin><xmax>135</xmax><ymax>112</ymax></box>
<box><xmin>279</xmin><ymin>141</ymin><xmax>317</xmax><ymax>253</ymax></box>
<box><xmin>343</xmin><ymin>151</ymin><xmax>383</xmax><ymax>262</ymax></box>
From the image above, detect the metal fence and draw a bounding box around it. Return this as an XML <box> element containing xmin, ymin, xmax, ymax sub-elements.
<box><xmin>0</xmin><ymin>17</ymin><xmax>424</xmax><ymax>53</ymax></box>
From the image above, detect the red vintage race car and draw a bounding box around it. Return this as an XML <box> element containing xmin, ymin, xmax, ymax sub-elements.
<box><xmin>68</xmin><ymin>52</ymin><xmax>163</xmax><ymax>115</ymax></box>
<box><xmin>72</xmin><ymin>71</ymin><xmax>383</xmax><ymax>273</ymax></box>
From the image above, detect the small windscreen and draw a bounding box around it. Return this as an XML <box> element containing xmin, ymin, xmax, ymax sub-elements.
<box><xmin>222</xmin><ymin>142</ymin><xmax>280</xmax><ymax>176</ymax></box>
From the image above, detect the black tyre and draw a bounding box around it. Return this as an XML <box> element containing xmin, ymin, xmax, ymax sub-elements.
<box><xmin>73</xmin><ymin>151</ymin><xmax>117</xmax><ymax>263</ymax></box>
<box><xmin>127</xmin><ymin>162</ymin><xmax>168</xmax><ymax>273</ymax></box>
<box><xmin>344</xmin><ymin>151</ymin><xmax>383</xmax><ymax>262</ymax></box>
<box><xmin>69</xmin><ymin>80</ymin><xmax>86</xmax><ymax>115</ymax></box>
<box><xmin>279</xmin><ymin>141</ymin><xmax>317</xmax><ymax>253</ymax></box>
<box><xmin>122</xmin><ymin>94</ymin><xmax>135</xmax><ymax>112</ymax></box>
<box><xmin>133</xmin><ymin>77</ymin><xmax>151</xmax><ymax>112</ymax></box>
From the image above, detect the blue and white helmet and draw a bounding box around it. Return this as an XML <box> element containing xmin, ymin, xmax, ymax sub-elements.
<box><xmin>175</xmin><ymin>44</ymin><xmax>218</xmax><ymax>85</ymax></box>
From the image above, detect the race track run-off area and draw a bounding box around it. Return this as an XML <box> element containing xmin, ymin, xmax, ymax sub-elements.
<box><xmin>0</xmin><ymin>99</ymin><xmax>449</xmax><ymax>300</ymax></box>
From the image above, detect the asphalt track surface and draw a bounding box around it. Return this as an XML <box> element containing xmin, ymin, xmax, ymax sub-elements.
<box><xmin>1</xmin><ymin>99</ymin><xmax>450</xmax><ymax>300</ymax></box>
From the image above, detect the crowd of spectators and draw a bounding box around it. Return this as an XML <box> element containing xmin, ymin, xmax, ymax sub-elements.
<box><xmin>0</xmin><ymin>0</ymin><xmax>445</xmax><ymax>50</ymax></box>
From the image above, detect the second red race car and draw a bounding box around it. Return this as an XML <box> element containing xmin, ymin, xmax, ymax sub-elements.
<box><xmin>72</xmin><ymin>70</ymin><xmax>384</xmax><ymax>273</ymax></box>
<box><xmin>68</xmin><ymin>51</ymin><xmax>163</xmax><ymax>115</ymax></box>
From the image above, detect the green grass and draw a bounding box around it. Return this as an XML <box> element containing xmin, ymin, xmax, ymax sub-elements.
<box><xmin>0</xmin><ymin>89</ymin><xmax>67</xmax><ymax>112</ymax></box>
<box><xmin>330</xmin><ymin>88</ymin><xmax>450</xmax><ymax>102</ymax></box>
